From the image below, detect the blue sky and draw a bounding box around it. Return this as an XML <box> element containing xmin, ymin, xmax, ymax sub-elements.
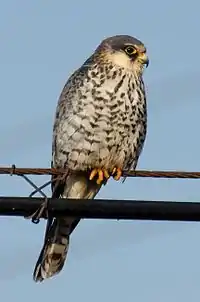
<box><xmin>1</xmin><ymin>0</ymin><xmax>200</xmax><ymax>300</ymax></box>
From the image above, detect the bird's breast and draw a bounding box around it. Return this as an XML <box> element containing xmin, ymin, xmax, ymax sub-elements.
<box><xmin>59</xmin><ymin>70</ymin><xmax>147</xmax><ymax>171</ymax></box>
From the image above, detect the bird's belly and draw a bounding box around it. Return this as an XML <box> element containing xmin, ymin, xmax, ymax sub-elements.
<box><xmin>67</xmin><ymin>121</ymin><xmax>142</xmax><ymax>171</ymax></box>
<box><xmin>64</xmin><ymin>93</ymin><xmax>146</xmax><ymax>171</ymax></box>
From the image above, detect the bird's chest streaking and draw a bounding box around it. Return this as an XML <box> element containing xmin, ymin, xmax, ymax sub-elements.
<box><xmin>55</xmin><ymin>65</ymin><xmax>147</xmax><ymax>172</ymax></box>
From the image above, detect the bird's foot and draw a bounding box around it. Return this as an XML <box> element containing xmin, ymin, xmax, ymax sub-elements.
<box><xmin>89</xmin><ymin>168</ymin><xmax>110</xmax><ymax>185</ymax></box>
<box><xmin>112</xmin><ymin>167</ymin><xmax>122</xmax><ymax>181</ymax></box>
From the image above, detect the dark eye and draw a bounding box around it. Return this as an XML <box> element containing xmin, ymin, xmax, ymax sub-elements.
<box><xmin>124</xmin><ymin>46</ymin><xmax>137</xmax><ymax>56</ymax></box>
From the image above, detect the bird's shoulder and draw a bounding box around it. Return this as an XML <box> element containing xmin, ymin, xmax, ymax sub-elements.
<box><xmin>53</xmin><ymin>63</ymin><xmax>89</xmax><ymax>116</ymax></box>
<box><xmin>58</xmin><ymin>58</ymin><xmax>95</xmax><ymax>102</ymax></box>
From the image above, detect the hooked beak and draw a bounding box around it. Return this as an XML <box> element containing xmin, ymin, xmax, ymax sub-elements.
<box><xmin>138</xmin><ymin>52</ymin><xmax>149</xmax><ymax>67</ymax></box>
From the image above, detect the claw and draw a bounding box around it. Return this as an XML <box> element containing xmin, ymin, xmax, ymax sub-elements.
<box><xmin>96</xmin><ymin>170</ymin><xmax>104</xmax><ymax>184</ymax></box>
<box><xmin>89</xmin><ymin>168</ymin><xmax>98</xmax><ymax>181</ymax></box>
<box><xmin>89</xmin><ymin>168</ymin><xmax>110</xmax><ymax>184</ymax></box>
<box><xmin>112</xmin><ymin>167</ymin><xmax>117</xmax><ymax>175</ymax></box>
<box><xmin>112</xmin><ymin>167</ymin><xmax>122</xmax><ymax>181</ymax></box>
<box><xmin>102</xmin><ymin>168</ymin><xmax>110</xmax><ymax>179</ymax></box>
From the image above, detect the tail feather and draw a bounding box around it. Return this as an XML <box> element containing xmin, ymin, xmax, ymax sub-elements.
<box><xmin>33</xmin><ymin>174</ymin><xmax>101</xmax><ymax>282</ymax></box>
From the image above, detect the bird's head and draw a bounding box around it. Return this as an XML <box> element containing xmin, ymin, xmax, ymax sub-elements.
<box><xmin>94</xmin><ymin>35</ymin><xmax>149</xmax><ymax>75</ymax></box>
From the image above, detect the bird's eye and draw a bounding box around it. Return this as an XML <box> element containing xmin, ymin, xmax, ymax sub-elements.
<box><xmin>124</xmin><ymin>46</ymin><xmax>137</xmax><ymax>56</ymax></box>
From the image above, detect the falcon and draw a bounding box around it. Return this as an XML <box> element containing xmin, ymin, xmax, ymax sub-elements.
<box><xmin>33</xmin><ymin>34</ymin><xmax>149</xmax><ymax>282</ymax></box>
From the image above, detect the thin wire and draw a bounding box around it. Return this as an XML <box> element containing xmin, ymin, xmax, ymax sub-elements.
<box><xmin>1</xmin><ymin>165</ymin><xmax>200</xmax><ymax>179</ymax></box>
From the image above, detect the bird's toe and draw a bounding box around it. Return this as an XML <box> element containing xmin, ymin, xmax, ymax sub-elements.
<box><xmin>112</xmin><ymin>167</ymin><xmax>122</xmax><ymax>181</ymax></box>
<box><xmin>89</xmin><ymin>168</ymin><xmax>110</xmax><ymax>184</ymax></box>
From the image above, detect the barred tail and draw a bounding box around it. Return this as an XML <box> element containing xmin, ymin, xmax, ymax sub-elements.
<box><xmin>33</xmin><ymin>174</ymin><xmax>101</xmax><ymax>282</ymax></box>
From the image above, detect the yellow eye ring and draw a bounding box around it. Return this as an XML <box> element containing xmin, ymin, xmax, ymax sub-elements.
<box><xmin>124</xmin><ymin>46</ymin><xmax>137</xmax><ymax>56</ymax></box>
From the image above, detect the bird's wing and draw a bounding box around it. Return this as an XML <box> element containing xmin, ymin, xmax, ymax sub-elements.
<box><xmin>33</xmin><ymin>65</ymin><xmax>103</xmax><ymax>282</ymax></box>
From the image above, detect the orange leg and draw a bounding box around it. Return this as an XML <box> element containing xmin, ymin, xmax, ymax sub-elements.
<box><xmin>112</xmin><ymin>167</ymin><xmax>122</xmax><ymax>181</ymax></box>
<box><xmin>89</xmin><ymin>168</ymin><xmax>110</xmax><ymax>185</ymax></box>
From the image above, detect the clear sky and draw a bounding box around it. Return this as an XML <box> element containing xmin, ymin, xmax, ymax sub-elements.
<box><xmin>1</xmin><ymin>0</ymin><xmax>200</xmax><ymax>300</ymax></box>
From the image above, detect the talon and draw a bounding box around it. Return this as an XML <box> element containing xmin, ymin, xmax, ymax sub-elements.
<box><xmin>112</xmin><ymin>167</ymin><xmax>117</xmax><ymax>175</ymax></box>
<box><xmin>96</xmin><ymin>170</ymin><xmax>104</xmax><ymax>184</ymax></box>
<box><xmin>89</xmin><ymin>168</ymin><xmax>110</xmax><ymax>184</ymax></box>
<box><xmin>89</xmin><ymin>168</ymin><xmax>98</xmax><ymax>181</ymax></box>
<box><xmin>102</xmin><ymin>169</ymin><xmax>110</xmax><ymax>179</ymax></box>
<box><xmin>112</xmin><ymin>167</ymin><xmax>122</xmax><ymax>181</ymax></box>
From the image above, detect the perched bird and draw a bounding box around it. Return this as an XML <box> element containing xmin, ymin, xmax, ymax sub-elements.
<box><xmin>33</xmin><ymin>34</ymin><xmax>149</xmax><ymax>282</ymax></box>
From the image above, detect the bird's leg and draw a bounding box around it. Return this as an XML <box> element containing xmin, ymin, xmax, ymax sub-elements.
<box><xmin>89</xmin><ymin>168</ymin><xmax>110</xmax><ymax>185</ymax></box>
<box><xmin>112</xmin><ymin>167</ymin><xmax>122</xmax><ymax>181</ymax></box>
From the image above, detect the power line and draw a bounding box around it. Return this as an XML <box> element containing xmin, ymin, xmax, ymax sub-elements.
<box><xmin>1</xmin><ymin>197</ymin><xmax>200</xmax><ymax>222</ymax></box>
<box><xmin>1</xmin><ymin>165</ymin><xmax>200</xmax><ymax>223</ymax></box>
<box><xmin>1</xmin><ymin>165</ymin><xmax>200</xmax><ymax>179</ymax></box>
